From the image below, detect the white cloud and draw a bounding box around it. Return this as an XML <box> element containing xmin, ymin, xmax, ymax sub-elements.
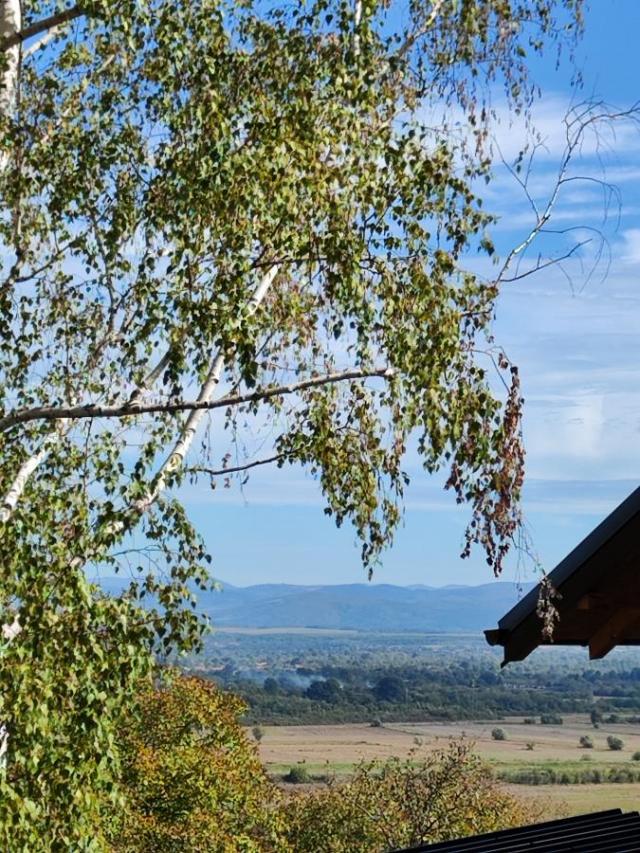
<box><xmin>621</xmin><ymin>228</ymin><xmax>640</xmax><ymax>264</ymax></box>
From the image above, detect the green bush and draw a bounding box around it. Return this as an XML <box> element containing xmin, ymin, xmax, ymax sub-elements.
<box><xmin>285</xmin><ymin>764</ymin><xmax>312</xmax><ymax>784</ymax></box>
<box><xmin>491</xmin><ymin>728</ymin><xmax>507</xmax><ymax>741</ymax></box>
<box><xmin>632</xmin><ymin>751</ymin><xmax>640</xmax><ymax>761</ymax></box>
<box><xmin>607</xmin><ymin>736</ymin><xmax>624</xmax><ymax>751</ymax></box>
<box><xmin>540</xmin><ymin>714</ymin><xmax>563</xmax><ymax>725</ymax></box>
<box><xmin>579</xmin><ymin>735</ymin><xmax>593</xmax><ymax>749</ymax></box>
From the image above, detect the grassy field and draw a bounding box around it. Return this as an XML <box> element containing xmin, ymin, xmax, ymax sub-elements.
<box><xmin>256</xmin><ymin>714</ymin><xmax>640</xmax><ymax>816</ymax></box>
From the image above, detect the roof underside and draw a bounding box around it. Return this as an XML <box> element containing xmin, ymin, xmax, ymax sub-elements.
<box><xmin>485</xmin><ymin>485</ymin><xmax>640</xmax><ymax>664</ymax></box>
<box><xmin>400</xmin><ymin>809</ymin><xmax>640</xmax><ymax>852</ymax></box>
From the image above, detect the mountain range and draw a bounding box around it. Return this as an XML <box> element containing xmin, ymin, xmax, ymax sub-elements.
<box><xmin>97</xmin><ymin>577</ymin><xmax>535</xmax><ymax>632</ymax></box>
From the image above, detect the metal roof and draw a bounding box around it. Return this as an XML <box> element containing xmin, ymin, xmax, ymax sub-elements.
<box><xmin>398</xmin><ymin>809</ymin><xmax>640</xmax><ymax>852</ymax></box>
<box><xmin>485</xmin><ymin>484</ymin><xmax>640</xmax><ymax>664</ymax></box>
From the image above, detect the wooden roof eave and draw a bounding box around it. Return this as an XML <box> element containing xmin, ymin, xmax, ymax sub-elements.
<box><xmin>485</xmin><ymin>484</ymin><xmax>640</xmax><ymax>665</ymax></box>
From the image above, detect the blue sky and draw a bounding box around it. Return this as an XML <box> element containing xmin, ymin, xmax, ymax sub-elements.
<box><xmin>184</xmin><ymin>0</ymin><xmax>640</xmax><ymax>588</ymax></box>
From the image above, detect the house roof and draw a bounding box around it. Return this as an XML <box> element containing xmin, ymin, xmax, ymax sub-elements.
<box><xmin>485</xmin><ymin>484</ymin><xmax>640</xmax><ymax>664</ymax></box>
<box><xmin>398</xmin><ymin>809</ymin><xmax>640</xmax><ymax>852</ymax></box>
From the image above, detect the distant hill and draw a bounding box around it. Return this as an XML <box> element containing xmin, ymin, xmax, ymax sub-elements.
<box><xmin>96</xmin><ymin>577</ymin><xmax>534</xmax><ymax>632</ymax></box>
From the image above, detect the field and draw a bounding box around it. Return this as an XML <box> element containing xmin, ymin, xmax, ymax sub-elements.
<box><xmin>257</xmin><ymin>714</ymin><xmax>640</xmax><ymax>817</ymax></box>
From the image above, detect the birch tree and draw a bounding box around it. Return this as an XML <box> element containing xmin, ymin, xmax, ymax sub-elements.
<box><xmin>0</xmin><ymin>0</ymin><xmax>582</xmax><ymax>845</ymax></box>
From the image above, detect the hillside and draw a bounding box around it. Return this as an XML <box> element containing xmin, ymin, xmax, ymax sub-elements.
<box><xmin>205</xmin><ymin>581</ymin><xmax>534</xmax><ymax>631</ymax></box>
<box><xmin>97</xmin><ymin>577</ymin><xmax>534</xmax><ymax>632</ymax></box>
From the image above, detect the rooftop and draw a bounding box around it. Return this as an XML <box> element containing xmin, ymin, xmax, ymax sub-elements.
<box><xmin>485</xmin><ymin>485</ymin><xmax>640</xmax><ymax>664</ymax></box>
<box><xmin>399</xmin><ymin>809</ymin><xmax>640</xmax><ymax>852</ymax></box>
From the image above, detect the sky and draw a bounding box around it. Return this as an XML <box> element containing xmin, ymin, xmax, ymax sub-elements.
<box><xmin>184</xmin><ymin>0</ymin><xmax>640</xmax><ymax>589</ymax></box>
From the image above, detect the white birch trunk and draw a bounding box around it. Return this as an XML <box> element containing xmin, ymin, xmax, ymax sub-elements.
<box><xmin>134</xmin><ymin>264</ymin><xmax>278</xmax><ymax>513</ymax></box>
<box><xmin>0</xmin><ymin>0</ymin><xmax>20</xmax><ymax>112</ymax></box>
<box><xmin>0</xmin><ymin>0</ymin><xmax>21</xmax><ymax>172</ymax></box>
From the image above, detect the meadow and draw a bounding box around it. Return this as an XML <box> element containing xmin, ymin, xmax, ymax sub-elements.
<box><xmin>257</xmin><ymin>714</ymin><xmax>640</xmax><ymax>816</ymax></box>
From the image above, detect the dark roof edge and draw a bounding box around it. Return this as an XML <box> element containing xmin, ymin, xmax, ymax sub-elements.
<box><xmin>497</xmin><ymin>484</ymin><xmax>640</xmax><ymax>632</ymax></box>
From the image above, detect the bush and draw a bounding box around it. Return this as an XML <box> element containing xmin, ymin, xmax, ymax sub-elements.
<box><xmin>252</xmin><ymin>724</ymin><xmax>265</xmax><ymax>742</ymax></box>
<box><xmin>491</xmin><ymin>728</ymin><xmax>507</xmax><ymax>741</ymax></box>
<box><xmin>370</xmin><ymin>719</ymin><xmax>383</xmax><ymax>728</ymax></box>
<box><xmin>523</xmin><ymin>717</ymin><xmax>536</xmax><ymax>725</ymax></box>
<box><xmin>106</xmin><ymin>674</ymin><xmax>287</xmax><ymax>851</ymax></box>
<box><xmin>632</xmin><ymin>751</ymin><xmax>640</xmax><ymax>761</ymax></box>
<box><xmin>579</xmin><ymin>736</ymin><xmax>594</xmax><ymax>749</ymax></box>
<box><xmin>284</xmin><ymin>742</ymin><xmax>539</xmax><ymax>852</ymax></box>
<box><xmin>285</xmin><ymin>764</ymin><xmax>311</xmax><ymax>784</ymax></box>
<box><xmin>540</xmin><ymin>714</ymin><xmax>563</xmax><ymax>725</ymax></box>
<box><xmin>525</xmin><ymin>742</ymin><xmax>535</xmax><ymax>751</ymax></box>
<box><xmin>607</xmin><ymin>736</ymin><xmax>624</xmax><ymax>751</ymax></box>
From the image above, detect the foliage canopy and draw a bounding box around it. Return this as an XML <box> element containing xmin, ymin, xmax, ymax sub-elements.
<box><xmin>0</xmin><ymin>0</ymin><xmax>581</xmax><ymax>843</ymax></box>
<box><xmin>107</xmin><ymin>675</ymin><xmax>286</xmax><ymax>852</ymax></box>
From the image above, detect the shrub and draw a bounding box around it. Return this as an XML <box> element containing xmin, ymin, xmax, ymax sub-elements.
<box><xmin>284</xmin><ymin>742</ymin><xmax>538</xmax><ymax>852</ymax></box>
<box><xmin>632</xmin><ymin>751</ymin><xmax>640</xmax><ymax>761</ymax></box>
<box><xmin>525</xmin><ymin>742</ymin><xmax>535</xmax><ymax>751</ymax></box>
<box><xmin>285</xmin><ymin>764</ymin><xmax>311</xmax><ymax>784</ymax></box>
<box><xmin>252</xmin><ymin>725</ymin><xmax>265</xmax><ymax>742</ymax></box>
<box><xmin>491</xmin><ymin>728</ymin><xmax>507</xmax><ymax>741</ymax></box>
<box><xmin>540</xmin><ymin>714</ymin><xmax>563</xmax><ymax>725</ymax></box>
<box><xmin>106</xmin><ymin>674</ymin><xmax>287</xmax><ymax>851</ymax></box>
<box><xmin>607</xmin><ymin>736</ymin><xmax>624</xmax><ymax>751</ymax></box>
<box><xmin>370</xmin><ymin>719</ymin><xmax>383</xmax><ymax>728</ymax></box>
<box><xmin>523</xmin><ymin>717</ymin><xmax>536</xmax><ymax>725</ymax></box>
<box><xmin>579</xmin><ymin>736</ymin><xmax>594</xmax><ymax>749</ymax></box>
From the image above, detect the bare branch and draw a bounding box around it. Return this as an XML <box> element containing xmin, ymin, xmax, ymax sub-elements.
<box><xmin>188</xmin><ymin>453</ymin><xmax>285</xmax><ymax>478</ymax></box>
<box><xmin>499</xmin><ymin>239</ymin><xmax>591</xmax><ymax>283</ymax></box>
<box><xmin>495</xmin><ymin>101</ymin><xmax>640</xmax><ymax>289</ymax></box>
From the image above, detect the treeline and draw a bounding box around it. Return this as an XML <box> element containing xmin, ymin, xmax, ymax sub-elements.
<box><xmin>199</xmin><ymin>662</ymin><xmax>598</xmax><ymax>725</ymax></box>
<box><xmin>190</xmin><ymin>634</ymin><xmax>640</xmax><ymax>725</ymax></box>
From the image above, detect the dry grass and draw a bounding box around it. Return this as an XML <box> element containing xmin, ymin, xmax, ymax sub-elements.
<box><xmin>256</xmin><ymin>714</ymin><xmax>640</xmax><ymax>817</ymax></box>
<box><xmin>259</xmin><ymin>715</ymin><xmax>640</xmax><ymax>767</ymax></box>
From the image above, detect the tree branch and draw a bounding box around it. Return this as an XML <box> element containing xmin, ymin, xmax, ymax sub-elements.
<box><xmin>0</xmin><ymin>365</ymin><xmax>395</xmax><ymax>433</ymax></box>
<box><xmin>188</xmin><ymin>454</ymin><xmax>285</xmax><ymax>478</ymax></box>
<box><xmin>1</xmin><ymin>6</ymin><xmax>86</xmax><ymax>52</ymax></box>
